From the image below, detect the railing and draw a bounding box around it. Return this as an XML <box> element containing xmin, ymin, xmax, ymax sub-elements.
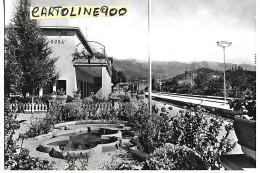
<box><xmin>10</xmin><ymin>103</ymin><xmax>48</xmax><ymax>113</ymax></box>
<box><xmin>73</xmin><ymin>58</ymin><xmax>112</xmax><ymax>75</ymax></box>
<box><xmin>82</xmin><ymin>101</ymin><xmax>126</xmax><ymax>110</ymax></box>
<box><xmin>10</xmin><ymin>100</ymin><xmax>126</xmax><ymax>114</ymax></box>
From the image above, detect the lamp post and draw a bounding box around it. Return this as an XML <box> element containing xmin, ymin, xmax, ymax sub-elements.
<box><xmin>217</xmin><ymin>41</ymin><xmax>232</xmax><ymax>105</ymax></box>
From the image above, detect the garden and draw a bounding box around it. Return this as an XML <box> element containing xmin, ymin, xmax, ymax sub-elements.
<box><xmin>4</xmin><ymin>0</ymin><xmax>256</xmax><ymax>170</ymax></box>
<box><xmin>5</xmin><ymin>86</ymin><xmax>243</xmax><ymax>170</ymax></box>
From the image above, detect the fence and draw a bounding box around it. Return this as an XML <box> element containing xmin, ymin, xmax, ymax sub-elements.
<box><xmin>82</xmin><ymin>101</ymin><xmax>125</xmax><ymax>111</ymax></box>
<box><xmin>10</xmin><ymin>103</ymin><xmax>48</xmax><ymax>113</ymax></box>
<box><xmin>10</xmin><ymin>100</ymin><xmax>126</xmax><ymax>114</ymax></box>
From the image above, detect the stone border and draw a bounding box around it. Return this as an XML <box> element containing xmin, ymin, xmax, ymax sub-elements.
<box><xmin>38</xmin><ymin>123</ymin><xmax>123</xmax><ymax>159</ymax></box>
<box><xmin>54</xmin><ymin>120</ymin><xmax>124</xmax><ymax>130</ymax></box>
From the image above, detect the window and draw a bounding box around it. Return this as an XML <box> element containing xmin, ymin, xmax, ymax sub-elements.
<box><xmin>57</xmin><ymin>80</ymin><xmax>66</xmax><ymax>95</ymax></box>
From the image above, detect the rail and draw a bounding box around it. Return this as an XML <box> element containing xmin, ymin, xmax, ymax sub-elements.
<box><xmin>10</xmin><ymin>103</ymin><xmax>48</xmax><ymax>113</ymax></box>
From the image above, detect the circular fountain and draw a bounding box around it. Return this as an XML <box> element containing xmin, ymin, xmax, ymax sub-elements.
<box><xmin>38</xmin><ymin>121</ymin><xmax>124</xmax><ymax>159</ymax></box>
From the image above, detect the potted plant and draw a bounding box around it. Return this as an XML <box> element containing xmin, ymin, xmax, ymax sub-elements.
<box><xmin>56</xmin><ymin>88</ymin><xmax>67</xmax><ymax>104</ymax></box>
<box><xmin>118</xmin><ymin>91</ymin><xmax>125</xmax><ymax>101</ymax></box>
<box><xmin>131</xmin><ymin>90</ymin><xmax>137</xmax><ymax>100</ymax></box>
<box><xmin>137</xmin><ymin>90</ymin><xmax>145</xmax><ymax>100</ymax></box>
<box><xmin>73</xmin><ymin>89</ymin><xmax>81</xmax><ymax>100</ymax></box>
<box><xmin>123</xmin><ymin>85</ymin><xmax>129</xmax><ymax>92</ymax></box>
<box><xmin>110</xmin><ymin>92</ymin><xmax>120</xmax><ymax>101</ymax></box>
<box><xmin>124</xmin><ymin>91</ymin><xmax>131</xmax><ymax>102</ymax></box>
<box><xmin>89</xmin><ymin>91</ymin><xmax>94</xmax><ymax>97</ymax></box>
<box><xmin>229</xmin><ymin>91</ymin><xmax>256</xmax><ymax>160</ymax></box>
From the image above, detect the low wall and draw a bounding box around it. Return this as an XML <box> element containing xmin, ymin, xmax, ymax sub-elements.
<box><xmin>54</xmin><ymin>121</ymin><xmax>124</xmax><ymax>130</ymax></box>
<box><xmin>38</xmin><ymin>123</ymin><xmax>123</xmax><ymax>159</ymax></box>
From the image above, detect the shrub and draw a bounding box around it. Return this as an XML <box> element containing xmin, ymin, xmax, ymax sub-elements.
<box><xmin>229</xmin><ymin>91</ymin><xmax>256</xmax><ymax>120</ymax></box>
<box><xmin>132</xmin><ymin>104</ymin><xmax>236</xmax><ymax>170</ymax></box>
<box><xmin>82</xmin><ymin>97</ymin><xmax>93</xmax><ymax>104</ymax></box>
<box><xmin>23</xmin><ymin>113</ymin><xmax>55</xmax><ymax>138</ymax></box>
<box><xmin>143</xmin><ymin>144</ymin><xmax>207</xmax><ymax>170</ymax></box>
<box><xmin>4</xmin><ymin>97</ymin><xmax>20</xmax><ymax>165</ymax></box>
<box><xmin>64</xmin><ymin>155</ymin><xmax>89</xmax><ymax>170</ymax></box>
<box><xmin>4</xmin><ymin>97</ymin><xmax>56</xmax><ymax>170</ymax></box>
<box><xmin>60</xmin><ymin>103</ymin><xmax>82</xmax><ymax>121</ymax></box>
<box><xmin>5</xmin><ymin>148</ymin><xmax>56</xmax><ymax>170</ymax></box>
<box><xmin>118</xmin><ymin>102</ymin><xmax>138</xmax><ymax>121</ymax></box>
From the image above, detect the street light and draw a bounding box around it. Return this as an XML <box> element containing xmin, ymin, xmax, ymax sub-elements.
<box><xmin>217</xmin><ymin>41</ymin><xmax>232</xmax><ymax>106</ymax></box>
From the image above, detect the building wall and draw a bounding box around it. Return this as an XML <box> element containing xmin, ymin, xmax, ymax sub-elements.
<box><xmin>137</xmin><ymin>81</ymin><xmax>148</xmax><ymax>91</ymax></box>
<box><xmin>102</xmin><ymin>67</ymin><xmax>112</xmax><ymax>98</ymax></box>
<box><xmin>42</xmin><ymin>28</ymin><xmax>112</xmax><ymax>98</ymax></box>
<box><xmin>45</xmin><ymin>30</ymin><xmax>79</xmax><ymax>96</ymax></box>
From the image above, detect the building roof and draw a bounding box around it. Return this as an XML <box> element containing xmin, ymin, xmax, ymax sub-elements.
<box><xmin>40</xmin><ymin>26</ymin><xmax>93</xmax><ymax>55</ymax></box>
<box><xmin>5</xmin><ymin>25</ymin><xmax>94</xmax><ymax>55</ymax></box>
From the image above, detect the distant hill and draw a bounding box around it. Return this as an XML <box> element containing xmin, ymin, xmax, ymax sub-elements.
<box><xmin>112</xmin><ymin>59</ymin><xmax>256</xmax><ymax>81</ymax></box>
<box><xmin>169</xmin><ymin>68</ymin><xmax>222</xmax><ymax>84</ymax></box>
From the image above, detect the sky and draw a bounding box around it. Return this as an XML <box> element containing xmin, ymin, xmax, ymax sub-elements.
<box><xmin>4</xmin><ymin>0</ymin><xmax>256</xmax><ymax>64</ymax></box>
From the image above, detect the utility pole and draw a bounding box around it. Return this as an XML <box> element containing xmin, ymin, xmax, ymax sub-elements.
<box><xmin>148</xmin><ymin>0</ymin><xmax>152</xmax><ymax>115</ymax></box>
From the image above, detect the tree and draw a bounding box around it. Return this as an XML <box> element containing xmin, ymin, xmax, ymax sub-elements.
<box><xmin>152</xmin><ymin>77</ymin><xmax>155</xmax><ymax>90</ymax></box>
<box><xmin>111</xmin><ymin>66</ymin><xmax>118</xmax><ymax>85</ymax></box>
<box><xmin>4</xmin><ymin>45</ymin><xmax>23</xmax><ymax>96</ymax></box>
<box><xmin>5</xmin><ymin>0</ymin><xmax>58</xmax><ymax>98</ymax></box>
<box><xmin>117</xmin><ymin>71</ymin><xmax>127</xmax><ymax>83</ymax></box>
<box><xmin>226</xmin><ymin>66</ymin><xmax>256</xmax><ymax>97</ymax></box>
<box><xmin>111</xmin><ymin>66</ymin><xmax>127</xmax><ymax>85</ymax></box>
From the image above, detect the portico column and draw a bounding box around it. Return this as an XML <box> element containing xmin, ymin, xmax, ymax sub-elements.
<box><xmin>39</xmin><ymin>88</ymin><xmax>43</xmax><ymax>97</ymax></box>
<box><xmin>53</xmin><ymin>85</ymin><xmax>56</xmax><ymax>92</ymax></box>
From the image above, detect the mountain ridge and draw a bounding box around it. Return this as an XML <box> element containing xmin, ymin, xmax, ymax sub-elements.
<box><xmin>112</xmin><ymin>59</ymin><xmax>256</xmax><ymax>81</ymax></box>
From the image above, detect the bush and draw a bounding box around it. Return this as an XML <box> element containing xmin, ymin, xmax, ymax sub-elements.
<box><xmin>23</xmin><ymin>113</ymin><xmax>56</xmax><ymax>138</ymax></box>
<box><xmin>118</xmin><ymin>102</ymin><xmax>138</xmax><ymax>121</ymax></box>
<box><xmin>143</xmin><ymin>144</ymin><xmax>207</xmax><ymax>170</ymax></box>
<box><xmin>4</xmin><ymin>97</ymin><xmax>56</xmax><ymax>170</ymax></box>
<box><xmin>4</xmin><ymin>97</ymin><xmax>20</xmax><ymax>164</ymax></box>
<box><xmin>82</xmin><ymin>97</ymin><xmax>93</xmax><ymax>104</ymax></box>
<box><xmin>132</xmin><ymin>104</ymin><xmax>236</xmax><ymax>170</ymax></box>
<box><xmin>5</xmin><ymin>148</ymin><xmax>56</xmax><ymax>170</ymax></box>
<box><xmin>60</xmin><ymin>103</ymin><xmax>82</xmax><ymax>121</ymax></box>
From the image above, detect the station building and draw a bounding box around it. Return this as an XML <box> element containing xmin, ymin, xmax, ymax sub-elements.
<box><xmin>40</xmin><ymin>26</ymin><xmax>113</xmax><ymax>98</ymax></box>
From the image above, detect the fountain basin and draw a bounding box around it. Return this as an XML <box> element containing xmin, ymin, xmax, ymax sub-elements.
<box><xmin>38</xmin><ymin>122</ymin><xmax>123</xmax><ymax>159</ymax></box>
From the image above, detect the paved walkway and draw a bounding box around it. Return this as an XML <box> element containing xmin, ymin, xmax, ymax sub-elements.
<box><xmin>14</xmin><ymin>113</ymin><xmax>47</xmax><ymax>141</ymax></box>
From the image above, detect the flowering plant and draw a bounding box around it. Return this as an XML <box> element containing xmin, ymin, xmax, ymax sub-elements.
<box><xmin>229</xmin><ymin>90</ymin><xmax>256</xmax><ymax>120</ymax></box>
<box><xmin>57</xmin><ymin>88</ymin><xmax>65</xmax><ymax>95</ymax></box>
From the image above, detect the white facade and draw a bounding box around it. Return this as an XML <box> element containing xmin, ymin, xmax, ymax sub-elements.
<box><xmin>41</xmin><ymin>27</ymin><xmax>112</xmax><ymax>98</ymax></box>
